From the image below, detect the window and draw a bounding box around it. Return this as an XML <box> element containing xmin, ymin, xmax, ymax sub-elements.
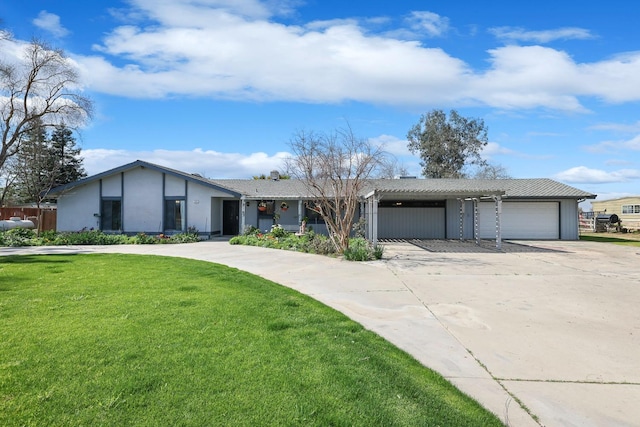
<box><xmin>303</xmin><ymin>201</ymin><xmax>327</xmax><ymax>224</ymax></box>
<box><xmin>165</xmin><ymin>199</ymin><xmax>185</xmax><ymax>231</ymax></box>
<box><xmin>101</xmin><ymin>199</ymin><xmax>122</xmax><ymax>230</ymax></box>
<box><xmin>258</xmin><ymin>200</ymin><xmax>276</xmax><ymax>216</ymax></box>
<box><xmin>622</xmin><ymin>204</ymin><xmax>640</xmax><ymax>214</ymax></box>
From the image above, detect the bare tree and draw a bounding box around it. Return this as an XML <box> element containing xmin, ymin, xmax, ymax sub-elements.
<box><xmin>0</xmin><ymin>156</ymin><xmax>18</xmax><ymax>206</ymax></box>
<box><xmin>286</xmin><ymin>126</ymin><xmax>388</xmax><ymax>253</ymax></box>
<box><xmin>471</xmin><ymin>163</ymin><xmax>511</xmax><ymax>179</ymax></box>
<box><xmin>0</xmin><ymin>36</ymin><xmax>92</xmax><ymax>171</ymax></box>
<box><xmin>376</xmin><ymin>156</ymin><xmax>410</xmax><ymax>179</ymax></box>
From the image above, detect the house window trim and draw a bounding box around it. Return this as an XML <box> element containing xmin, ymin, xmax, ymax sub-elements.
<box><xmin>622</xmin><ymin>204</ymin><xmax>640</xmax><ymax>214</ymax></box>
<box><xmin>164</xmin><ymin>197</ymin><xmax>186</xmax><ymax>232</ymax></box>
<box><xmin>100</xmin><ymin>197</ymin><xmax>122</xmax><ymax>231</ymax></box>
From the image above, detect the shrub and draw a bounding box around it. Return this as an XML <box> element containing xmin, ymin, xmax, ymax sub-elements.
<box><xmin>0</xmin><ymin>228</ymin><xmax>204</xmax><ymax>247</ymax></box>
<box><xmin>52</xmin><ymin>230</ymin><xmax>132</xmax><ymax>245</ymax></box>
<box><xmin>373</xmin><ymin>244</ymin><xmax>384</xmax><ymax>260</ymax></box>
<box><xmin>129</xmin><ymin>232</ymin><xmax>153</xmax><ymax>244</ymax></box>
<box><xmin>168</xmin><ymin>232</ymin><xmax>200</xmax><ymax>243</ymax></box>
<box><xmin>270</xmin><ymin>224</ymin><xmax>288</xmax><ymax>238</ymax></box>
<box><xmin>343</xmin><ymin>238</ymin><xmax>384</xmax><ymax>261</ymax></box>
<box><xmin>38</xmin><ymin>230</ymin><xmax>58</xmax><ymax>244</ymax></box>
<box><xmin>0</xmin><ymin>228</ymin><xmax>37</xmax><ymax>247</ymax></box>
<box><xmin>242</xmin><ymin>225</ymin><xmax>260</xmax><ymax>236</ymax></box>
<box><xmin>305</xmin><ymin>232</ymin><xmax>335</xmax><ymax>255</ymax></box>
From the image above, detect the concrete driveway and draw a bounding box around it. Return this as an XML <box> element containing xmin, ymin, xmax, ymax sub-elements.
<box><xmin>2</xmin><ymin>239</ymin><xmax>639</xmax><ymax>426</ymax></box>
<box><xmin>381</xmin><ymin>240</ymin><xmax>640</xmax><ymax>427</ymax></box>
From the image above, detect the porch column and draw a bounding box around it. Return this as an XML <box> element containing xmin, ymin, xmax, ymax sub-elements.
<box><xmin>364</xmin><ymin>191</ymin><xmax>378</xmax><ymax>245</ymax></box>
<box><xmin>473</xmin><ymin>198</ymin><xmax>480</xmax><ymax>245</ymax></box>
<box><xmin>298</xmin><ymin>200</ymin><xmax>303</xmax><ymax>226</ymax></box>
<box><xmin>458</xmin><ymin>198</ymin><xmax>464</xmax><ymax>240</ymax></box>
<box><xmin>371</xmin><ymin>194</ymin><xmax>378</xmax><ymax>246</ymax></box>
<box><xmin>240</xmin><ymin>196</ymin><xmax>246</xmax><ymax>233</ymax></box>
<box><xmin>493</xmin><ymin>195</ymin><xmax>502</xmax><ymax>249</ymax></box>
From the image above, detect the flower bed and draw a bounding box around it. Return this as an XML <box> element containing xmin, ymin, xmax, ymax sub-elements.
<box><xmin>229</xmin><ymin>225</ymin><xmax>383</xmax><ymax>260</ymax></box>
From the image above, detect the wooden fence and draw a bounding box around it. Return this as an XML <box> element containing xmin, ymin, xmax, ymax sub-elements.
<box><xmin>0</xmin><ymin>207</ymin><xmax>57</xmax><ymax>232</ymax></box>
<box><xmin>579</xmin><ymin>212</ymin><xmax>594</xmax><ymax>232</ymax></box>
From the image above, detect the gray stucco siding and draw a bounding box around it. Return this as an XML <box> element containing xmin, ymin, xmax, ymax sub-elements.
<box><xmin>56</xmin><ymin>181</ymin><xmax>101</xmax><ymax>232</ymax></box>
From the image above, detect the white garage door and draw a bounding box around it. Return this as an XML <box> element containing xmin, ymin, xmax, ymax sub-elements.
<box><xmin>378</xmin><ymin>207</ymin><xmax>445</xmax><ymax>239</ymax></box>
<box><xmin>478</xmin><ymin>202</ymin><xmax>559</xmax><ymax>239</ymax></box>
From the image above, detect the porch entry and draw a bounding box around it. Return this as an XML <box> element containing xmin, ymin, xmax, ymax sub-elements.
<box><xmin>223</xmin><ymin>200</ymin><xmax>240</xmax><ymax>235</ymax></box>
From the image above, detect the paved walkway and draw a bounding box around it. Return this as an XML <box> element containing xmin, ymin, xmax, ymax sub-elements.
<box><xmin>2</xmin><ymin>240</ymin><xmax>639</xmax><ymax>426</ymax></box>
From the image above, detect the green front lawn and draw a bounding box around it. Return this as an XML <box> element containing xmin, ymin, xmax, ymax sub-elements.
<box><xmin>0</xmin><ymin>254</ymin><xmax>503</xmax><ymax>426</ymax></box>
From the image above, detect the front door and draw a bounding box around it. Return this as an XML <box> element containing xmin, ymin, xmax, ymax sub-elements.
<box><xmin>223</xmin><ymin>200</ymin><xmax>240</xmax><ymax>235</ymax></box>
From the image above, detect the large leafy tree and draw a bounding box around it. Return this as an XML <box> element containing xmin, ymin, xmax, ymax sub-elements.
<box><xmin>0</xmin><ymin>34</ymin><xmax>92</xmax><ymax>172</ymax></box>
<box><xmin>407</xmin><ymin>109</ymin><xmax>488</xmax><ymax>178</ymax></box>
<box><xmin>286</xmin><ymin>126</ymin><xmax>388</xmax><ymax>253</ymax></box>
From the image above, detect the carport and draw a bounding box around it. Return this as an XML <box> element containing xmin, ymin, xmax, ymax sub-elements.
<box><xmin>364</xmin><ymin>186</ymin><xmax>507</xmax><ymax>248</ymax></box>
<box><xmin>361</xmin><ymin>178</ymin><xmax>595</xmax><ymax>244</ymax></box>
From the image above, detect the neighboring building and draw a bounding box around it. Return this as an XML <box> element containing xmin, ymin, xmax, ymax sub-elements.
<box><xmin>591</xmin><ymin>197</ymin><xmax>640</xmax><ymax>231</ymax></box>
<box><xmin>47</xmin><ymin>160</ymin><xmax>596</xmax><ymax>242</ymax></box>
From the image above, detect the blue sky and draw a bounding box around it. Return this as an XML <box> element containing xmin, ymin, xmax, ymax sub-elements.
<box><xmin>3</xmin><ymin>0</ymin><xmax>640</xmax><ymax>205</ymax></box>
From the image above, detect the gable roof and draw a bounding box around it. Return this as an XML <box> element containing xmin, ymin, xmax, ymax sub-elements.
<box><xmin>47</xmin><ymin>160</ymin><xmax>241</xmax><ymax>197</ymax></box>
<box><xmin>212</xmin><ymin>177</ymin><xmax>595</xmax><ymax>200</ymax></box>
<box><xmin>47</xmin><ymin>160</ymin><xmax>596</xmax><ymax>201</ymax></box>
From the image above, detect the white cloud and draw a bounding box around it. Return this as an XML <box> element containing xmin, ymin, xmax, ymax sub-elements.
<box><xmin>82</xmin><ymin>9</ymin><xmax>470</xmax><ymax>104</ymax></box>
<box><xmin>82</xmin><ymin>148</ymin><xmax>290</xmax><ymax>178</ymax></box>
<box><xmin>405</xmin><ymin>11</ymin><xmax>449</xmax><ymax>37</ymax></box>
<box><xmin>482</xmin><ymin>142</ymin><xmax>515</xmax><ymax>157</ymax></box>
<box><xmin>605</xmin><ymin>159</ymin><xmax>634</xmax><ymax>166</ymax></box>
<box><xmin>33</xmin><ymin>11</ymin><xmax>70</xmax><ymax>38</ymax></box>
<box><xmin>589</xmin><ymin>120</ymin><xmax>640</xmax><ymax>133</ymax></box>
<box><xmin>481</xmin><ymin>142</ymin><xmax>552</xmax><ymax>161</ymax></box>
<box><xmin>489</xmin><ymin>26</ymin><xmax>595</xmax><ymax>43</ymax></box>
<box><xmin>41</xmin><ymin>1</ymin><xmax>639</xmax><ymax>111</ymax></box>
<box><xmin>585</xmin><ymin>134</ymin><xmax>640</xmax><ymax>153</ymax></box>
<box><xmin>369</xmin><ymin>134</ymin><xmax>412</xmax><ymax>156</ymax></box>
<box><xmin>554</xmin><ymin>166</ymin><xmax>640</xmax><ymax>183</ymax></box>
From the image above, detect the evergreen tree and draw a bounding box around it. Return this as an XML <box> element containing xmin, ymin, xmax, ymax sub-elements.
<box><xmin>49</xmin><ymin>123</ymin><xmax>86</xmax><ymax>187</ymax></box>
<box><xmin>9</xmin><ymin>121</ymin><xmax>86</xmax><ymax>206</ymax></box>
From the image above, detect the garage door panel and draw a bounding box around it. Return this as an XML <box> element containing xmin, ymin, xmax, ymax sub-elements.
<box><xmin>378</xmin><ymin>207</ymin><xmax>445</xmax><ymax>239</ymax></box>
<box><xmin>479</xmin><ymin>202</ymin><xmax>559</xmax><ymax>239</ymax></box>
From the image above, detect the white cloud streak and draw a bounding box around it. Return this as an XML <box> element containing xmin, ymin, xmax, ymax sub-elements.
<box><xmin>33</xmin><ymin>11</ymin><xmax>70</xmax><ymax>38</ymax></box>
<box><xmin>406</xmin><ymin>11</ymin><xmax>450</xmax><ymax>37</ymax></box>
<box><xmin>82</xmin><ymin>148</ymin><xmax>290</xmax><ymax>178</ymax></box>
<box><xmin>554</xmin><ymin>166</ymin><xmax>640</xmax><ymax>183</ymax></box>
<box><xmin>489</xmin><ymin>26</ymin><xmax>595</xmax><ymax>43</ymax></box>
<box><xmin>585</xmin><ymin>134</ymin><xmax>640</xmax><ymax>153</ymax></box>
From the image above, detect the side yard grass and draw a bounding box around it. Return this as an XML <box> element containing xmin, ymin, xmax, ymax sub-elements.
<box><xmin>580</xmin><ymin>233</ymin><xmax>640</xmax><ymax>246</ymax></box>
<box><xmin>0</xmin><ymin>254</ymin><xmax>503</xmax><ymax>426</ymax></box>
